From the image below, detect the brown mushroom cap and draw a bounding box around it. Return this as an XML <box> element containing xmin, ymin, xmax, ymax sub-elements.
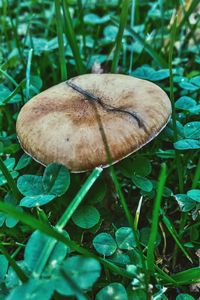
<box><xmin>16</xmin><ymin>74</ymin><xmax>171</xmax><ymax>172</ymax></box>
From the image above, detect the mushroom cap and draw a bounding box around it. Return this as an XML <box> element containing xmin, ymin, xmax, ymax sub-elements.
<box><xmin>16</xmin><ymin>74</ymin><xmax>171</xmax><ymax>172</ymax></box>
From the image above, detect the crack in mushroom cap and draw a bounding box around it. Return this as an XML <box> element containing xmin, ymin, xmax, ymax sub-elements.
<box><xmin>16</xmin><ymin>74</ymin><xmax>172</xmax><ymax>172</ymax></box>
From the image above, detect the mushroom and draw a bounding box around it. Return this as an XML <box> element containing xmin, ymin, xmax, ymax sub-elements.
<box><xmin>16</xmin><ymin>74</ymin><xmax>171</xmax><ymax>172</ymax></box>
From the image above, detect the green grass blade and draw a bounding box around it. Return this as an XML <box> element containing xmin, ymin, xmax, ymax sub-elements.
<box><xmin>185</xmin><ymin>221</ymin><xmax>200</xmax><ymax>233</ymax></box>
<box><xmin>77</xmin><ymin>0</ymin><xmax>86</xmax><ymax>59</ymax></box>
<box><xmin>55</xmin><ymin>0</ymin><xmax>67</xmax><ymax>81</ymax></box>
<box><xmin>111</xmin><ymin>0</ymin><xmax>130</xmax><ymax>73</ymax></box>
<box><xmin>169</xmin><ymin>17</ymin><xmax>178</xmax><ymax>141</ymax></box>
<box><xmin>147</xmin><ymin>163</ymin><xmax>167</xmax><ymax>274</ymax></box>
<box><xmin>155</xmin><ymin>265</ymin><xmax>177</xmax><ymax>285</ymax></box>
<box><xmin>0</xmin><ymin>157</ymin><xmax>20</xmax><ymax>202</ymax></box>
<box><xmin>171</xmin><ymin>267</ymin><xmax>200</xmax><ymax>285</ymax></box>
<box><xmin>33</xmin><ymin>167</ymin><xmax>103</xmax><ymax>275</ymax></box>
<box><xmin>25</xmin><ymin>48</ymin><xmax>33</xmax><ymax>101</ymax></box>
<box><xmin>0</xmin><ymin>201</ymin><xmax>132</xmax><ymax>279</ymax></box>
<box><xmin>169</xmin><ymin>17</ymin><xmax>188</xmax><ymax>267</ymax></box>
<box><xmin>128</xmin><ymin>0</ymin><xmax>136</xmax><ymax>73</ymax></box>
<box><xmin>1</xmin><ymin>0</ymin><xmax>8</xmax><ymax>35</ymax></box>
<box><xmin>109</xmin><ymin>165</ymin><xmax>149</xmax><ymax>295</ymax></box>
<box><xmin>110</xmin><ymin>166</ymin><xmax>135</xmax><ymax>227</ymax></box>
<box><xmin>57</xmin><ymin>167</ymin><xmax>103</xmax><ymax>229</ymax></box>
<box><xmin>159</xmin><ymin>0</ymin><xmax>164</xmax><ymax>44</ymax></box>
<box><xmin>0</xmin><ymin>67</ymin><xmax>18</xmax><ymax>87</ymax></box>
<box><xmin>3</xmin><ymin>79</ymin><xmax>26</xmax><ymax>105</ymax></box>
<box><xmin>10</xmin><ymin>19</ymin><xmax>25</xmax><ymax>68</ymax></box>
<box><xmin>134</xmin><ymin>195</ymin><xmax>143</xmax><ymax>230</ymax></box>
<box><xmin>0</xmin><ymin>244</ymin><xmax>28</xmax><ymax>283</ymax></box>
<box><xmin>192</xmin><ymin>157</ymin><xmax>200</xmax><ymax>189</ymax></box>
<box><xmin>162</xmin><ymin>214</ymin><xmax>193</xmax><ymax>264</ymax></box>
<box><xmin>169</xmin><ymin>17</ymin><xmax>184</xmax><ymax>193</ymax></box>
<box><xmin>62</xmin><ymin>0</ymin><xmax>85</xmax><ymax>74</ymax></box>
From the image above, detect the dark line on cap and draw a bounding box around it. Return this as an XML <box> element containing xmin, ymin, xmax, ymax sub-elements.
<box><xmin>66</xmin><ymin>80</ymin><xmax>147</xmax><ymax>131</ymax></box>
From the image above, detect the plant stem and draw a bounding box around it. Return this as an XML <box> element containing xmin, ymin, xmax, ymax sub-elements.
<box><xmin>111</xmin><ymin>0</ymin><xmax>130</xmax><ymax>73</ymax></box>
<box><xmin>128</xmin><ymin>0</ymin><xmax>136</xmax><ymax>74</ymax></box>
<box><xmin>169</xmin><ymin>17</ymin><xmax>184</xmax><ymax>194</ymax></box>
<box><xmin>0</xmin><ymin>244</ymin><xmax>28</xmax><ymax>283</ymax></box>
<box><xmin>169</xmin><ymin>17</ymin><xmax>189</xmax><ymax>267</ymax></box>
<box><xmin>134</xmin><ymin>195</ymin><xmax>143</xmax><ymax>230</ymax></box>
<box><xmin>192</xmin><ymin>157</ymin><xmax>200</xmax><ymax>189</ymax></box>
<box><xmin>57</xmin><ymin>167</ymin><xmax>103</xmax><ymax>229</ymax></box>
<box><xmin>0</xmin><ymin>157</ymin><xmax>20</xmax><ymax>202</ymax></box>
<box><xmin>25</xmin><ymin>48</ymin><xmax>33</xmax><ymax>101</ymax></box>
<box><xmin>77</xmin><ymin>0</ymin><xmax>86</xmax><ymax>59</ymax></box>
<box><xmin>62</xmin><ymin>0</ymin><xmax>85</xmax><ymax>74</ymax></box>
<box><xmin>0</xmin><ymin>67</ymin><xmax>18</xmax><ymax>87</ymax></box>
<box><xmin>147</xmin><ymin>163</ymin><xmax>167</xmax><ymax>275</ymax></box>
<box><xmin>55</xmin><ymin>0</ymin><xmax>67</xmax><ymax>81</ymax></box>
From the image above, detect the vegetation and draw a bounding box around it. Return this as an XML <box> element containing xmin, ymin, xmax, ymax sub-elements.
<box><xmin>0</xmin><ymin>0</ymin><xmax>199</xmax><ymax>299</ymax></box>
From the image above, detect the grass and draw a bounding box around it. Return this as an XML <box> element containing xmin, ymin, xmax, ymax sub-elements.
<box><xmin>0</xmin><ymin>0</ymin><xmax>199</xmax><ymax>299</ymax></box>
<box><xmin>111</xmin><ymin>0</ymin><xmax>130</xmax><ymax>73</ymax></box>
<box><xmin>147</xmin><ymin>163</ymin><xmax>167</xmax><ymax>274</ymax></box>
<box><xmin>55</xmin><ymin>0</ymin><xmax>67</xmax><ymax>81</ymax></box>
<box><xmin>62</xmin><ymin>0</ymin><xmax>85</xmax><ymax>75</ymax></box>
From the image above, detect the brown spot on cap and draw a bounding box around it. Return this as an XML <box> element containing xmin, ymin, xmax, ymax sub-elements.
<box><xmin>16</xmin><ymin>74</ymin><xmax>172</xmax><ymax>172</ymax></box>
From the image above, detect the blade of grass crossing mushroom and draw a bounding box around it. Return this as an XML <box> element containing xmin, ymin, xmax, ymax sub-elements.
<box><xmin>62</xmin><ymin>0</ymin><xmax>85</xmax><ymax>74</ymax></box>
<box><xmin>55</xmin><ymin>0</ymin><xmax>67</xmax><ymax>81</ymax></box>
<box><xmin>89</xmin><ymin>98</ymin><xmax>150</xmax><ymax>296</ymax></box>
<box><xmin>88</xmin><ymin>100</ymin><xmax>139</xmax><ymax>234</ymax></box>
<box><xmin>0</xmin><ymin>243</ymin><xmax>28</xmax><ymax>283</ymax></box>
<box><xmin>33</xmin><ymin>167</ymin><xmax>103</xmax><ymax>275</ymax></box>
<box><xmin>147</xmin><ymin>163</ymin><xmax>167</xmax><ymax>275</ymax></box>
<box><xmin>111</xmin><ymin>0</ymin><xmax>130</xmax><ymax>73</ymax></box>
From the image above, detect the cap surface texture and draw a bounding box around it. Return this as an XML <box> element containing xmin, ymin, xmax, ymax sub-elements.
<box><xmin>16</xmin><ymin>74</ymin><xmax>171</xmax><ymax>172</ymax></box>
